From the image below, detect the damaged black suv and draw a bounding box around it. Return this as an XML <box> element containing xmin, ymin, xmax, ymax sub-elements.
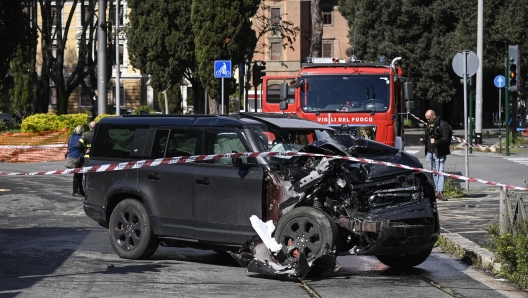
<box><xmin>83</xmin><ymin>113</ymin><xmax>439</xmax><ymax>277</ymax></box>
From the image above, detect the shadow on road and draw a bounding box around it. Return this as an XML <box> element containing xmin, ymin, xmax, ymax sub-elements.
<box><xmin>0</xmin><ymin>227</ymin><xmax>91</xmax><ymax>297</ymax></box>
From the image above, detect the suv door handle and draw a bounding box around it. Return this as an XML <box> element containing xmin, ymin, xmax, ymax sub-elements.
<box><xmin>195</xmin><ymin>177</ymin><xmax>211</xmax><ymax>185</ymax></box>
<box><xmin>147</xmin><ymin>173</ymin><xmax>161</xmax><ymax>180</ymax></box>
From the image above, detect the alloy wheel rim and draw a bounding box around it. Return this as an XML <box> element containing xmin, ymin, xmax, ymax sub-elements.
<box><xmin>113</xmin><ymin>208</ymin><xmax>142</xmax><ymax>251</ymax></box>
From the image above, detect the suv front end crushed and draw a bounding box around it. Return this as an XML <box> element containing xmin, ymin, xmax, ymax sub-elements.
<box><xmin>231</xmin><ymin>136</ymin><xmax>439</xmax><ymax>279</ymax></box>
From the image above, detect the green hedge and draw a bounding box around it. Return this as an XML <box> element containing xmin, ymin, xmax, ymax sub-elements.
<box><xmin>21</xmin><ymin>113</ymin><xmax>90</xmax><ymax>133</ymax></box>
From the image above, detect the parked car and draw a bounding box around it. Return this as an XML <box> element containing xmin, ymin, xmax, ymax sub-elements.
<box><xmin>0</xmin><ymin>113</ymin><xmax>14</xmax><ymax>130</ymax></box>
<box><xmin>83</xmin><ymin>113</ymin><xmax>439</xmax><ymax>277</ymax></box>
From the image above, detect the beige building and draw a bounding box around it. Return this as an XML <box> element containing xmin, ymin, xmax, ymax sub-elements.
<box><xmin>36</xmin><ymin>1</ymin><xmax>349</xmax><ymax>114</ymax></box>
<box><xmin>253</xmin><ymin>0</ymin><xmax>350</xmax><ymax>77</ymax></box>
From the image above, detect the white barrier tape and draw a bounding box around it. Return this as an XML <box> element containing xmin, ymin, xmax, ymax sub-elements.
<box><xmin>1</xmin><ymin>151</ymin><xmax>527</xmax><ymax>191</ymax></box>
<box><xmin>0</xmin><ymin>144</ymin><xmax>68</xmax><ymax>149</ymax></box>
<box><xmin>406</xmin><ymin>112</ymin><xmax>528</xmax><ymax>149</ymax></box>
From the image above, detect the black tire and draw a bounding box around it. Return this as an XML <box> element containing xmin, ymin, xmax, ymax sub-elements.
<box><xmin>274</xmin><ymin>207</ymin><xmax>338</xmax><ymax>263</ymax></box>
<box><xmin>109</xmin><ymin>199</ymin><xmax>159</xmax><ymax>259</ymax></box>
<box><xmin>376</xmin><ymin>247</ymin><xmax>433</xmax><ymax>268</ymax></box>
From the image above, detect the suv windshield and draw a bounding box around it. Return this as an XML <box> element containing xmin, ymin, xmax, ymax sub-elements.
<box><xmin>299</xmin><ymin>75</ymin><xmax>390</xmax><ymax>113</ymax></box>
<box><xmin>248</xmin><ymin>124</ymin><xmax>333</xmax><ymax>153</ymax></box>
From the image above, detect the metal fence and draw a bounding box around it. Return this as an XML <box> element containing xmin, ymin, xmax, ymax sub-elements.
<box><xmin>499</xmin><ymin>187</ymin><xmax>528</xmax><ymax>234</ymax></box>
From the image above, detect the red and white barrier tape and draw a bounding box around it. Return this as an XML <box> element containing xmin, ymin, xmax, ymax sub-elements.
<box><xmin>407</xmin><ymin>111</ymin><xmax>528</xmax><ymax>149</ymax></box>
<box><xmin>1</xmin><ymin>151</ymin><xmax>527</xmax><ymax>191</ymax></box>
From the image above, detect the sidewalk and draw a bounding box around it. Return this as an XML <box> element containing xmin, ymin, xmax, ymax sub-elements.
<box><xmin>436</xmin><ymin>191</ymin><xmax>501</xmax><ymax>271</ymax></box>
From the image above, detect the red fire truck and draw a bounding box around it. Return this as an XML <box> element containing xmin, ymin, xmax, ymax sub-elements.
<box><xmin>261</xmin><ymin>56</ymin><xmax>414</xmax><ymax>149</ymax></box>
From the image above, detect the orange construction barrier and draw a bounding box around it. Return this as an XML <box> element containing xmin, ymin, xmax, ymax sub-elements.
<box><xmin>0</xmin><ymin>129</ymin><xmax>71</xmax><ymax>163</ymax></box>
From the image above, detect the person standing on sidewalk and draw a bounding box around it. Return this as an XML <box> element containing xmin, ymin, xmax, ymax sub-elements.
<box><xmin>67</xmin><ymin>125</ymin><xmax>85</xmax><ymax>197</ymax></box>
<box><xmin>419</xmin><ymin>110</ymin><xmax>451</xmax><ymax>201</ymax></box>
<box><xmin>77</xmin><ymin>121</ymin><xmax>96</xmax><ymax>166</ymax></box>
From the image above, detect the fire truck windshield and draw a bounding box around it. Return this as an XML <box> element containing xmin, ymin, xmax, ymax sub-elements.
<box><xmin>299</xmin><ymin>75</ymin><xmax>390</xmax><ymax>113</ymax></box>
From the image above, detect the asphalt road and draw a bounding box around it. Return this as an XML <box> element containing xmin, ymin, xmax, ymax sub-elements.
<box><xmin>1</xmin><ymin>160</ymin><xmax>527</xmax><ymax>297</ymax></box>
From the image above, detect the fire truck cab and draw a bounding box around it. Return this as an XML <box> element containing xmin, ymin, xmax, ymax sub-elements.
<box><xmin>261</xmin><ymin>56</ymin><xmax>414</xmax><ymax>150</ymax></box>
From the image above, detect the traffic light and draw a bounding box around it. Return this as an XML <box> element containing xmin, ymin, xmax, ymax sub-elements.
<box><xmin>259</xmin><ymin>62</ymin><xmax>266</xmax><ymax>84</ymax></box>
<box><xmin>251</xmin><ymin>62</ymin><xmax>266</xmax><ymax>86</ymax></box>
<box><xmin>508</xmin><ymin>45</ymin><xmax>521</xmax><ymax>92</ymax></box>
<box><xmin>509</xmin><ymin>63</ymin><xmax>517</xmax><ymax>89</ymax></box>
<box><xmin>252</xmin><ymin>62</ymin><xmax>260</xmax><ymax>86</ymax></box>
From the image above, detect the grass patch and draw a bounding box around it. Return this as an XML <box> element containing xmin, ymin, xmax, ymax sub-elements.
<box><xmin>501</xmin><ymin>133</ymin><xmax>528</xmax><ymax>154</ymax></box>
<box><xmin>489</xmin><ymin>221</ymin><xmax>528</xmax><ymax>289</ymax></box>
<box><xmin>436</xmin><ymin>236</ymin><xmax>481</xmax><ymax>266</ymax></box>
<box><xmin>444</xmin><ymin>177</ymin><xmax>465</xmax><ymax>198</ymax></box>
<box><xmin>443</xmin><ymin>164</ymin><xmax>466</xmax><ymax>198</ymax></box>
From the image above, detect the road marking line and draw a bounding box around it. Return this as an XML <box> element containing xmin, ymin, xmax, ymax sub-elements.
<box><xmin>503</xmin><ymin>157</ymin><xmax>528</xmax><ymax>166</ymax></box>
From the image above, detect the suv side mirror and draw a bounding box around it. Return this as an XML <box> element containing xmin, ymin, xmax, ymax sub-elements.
<box><xmin>279</xmin><ymin>82</ymin><xmax>288</xmax><ymax>110</ymax></box>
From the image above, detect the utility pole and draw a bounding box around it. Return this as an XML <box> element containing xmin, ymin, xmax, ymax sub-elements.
<box><xmin>469</xmin><ymin>77</ymin><xmax>473</xmax><ymax>154</ymax></box>
<box><xmin>97</xmin><ymin>0</ymin><xmax>107</xmax><ymax>115</ymax></box>
<box><xmin>475</xmin><ymin>0</ymin><xmax>484</xmax><ymax>144</ymax></box>
<box><xmin>115</xmin><ymin>0</ymin><xmax>121</xmax><ymax>115</ymax></box>
<box><xmin>30</xmin><ymin>0</ymin><xmax>37</xmax><ymax>112</ymax></box>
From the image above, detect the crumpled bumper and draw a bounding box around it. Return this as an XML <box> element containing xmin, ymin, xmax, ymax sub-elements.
<box><xmin>229</xmin><ymin>216</ymin><xmax>339</xmax><ymax>281</ymax></box>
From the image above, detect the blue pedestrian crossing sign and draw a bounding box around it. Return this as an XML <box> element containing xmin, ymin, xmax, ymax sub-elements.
<box><xmin>494</xmin><ymin>75</ymin><xmax>505</xmax><ymax>88</ymax></box>
<box><xmin>214</xmin><ymin>60</ymin><xmax>232</xmax><ymax>78</ymax></box>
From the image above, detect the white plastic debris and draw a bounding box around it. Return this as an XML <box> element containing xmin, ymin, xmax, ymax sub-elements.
<box><xmin>249</xmin><ymin>215</ymin><xmax>282</xmax><ymax>253</ymax></box>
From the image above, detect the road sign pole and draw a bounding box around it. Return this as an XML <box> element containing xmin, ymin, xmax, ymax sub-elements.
<box><xmin>214</xmin><ymin>60</ymin><xmax>232</xmax><ymax>114</ymax></box>
<box><xmin>499</xmin><ymin>88</ymin><xmax>502</xmax><ymax>136</ymax></box>
<box><xmin>494</xmin><ymin>74</ymin><xmax>506</xmax><ymax>136</ymax></box>
<box><xmin>505</xmin><ymin>58</ymin><xmax>510</xmax><ymax>156</ymax></box>
<box><xmin>463</xmin><ymin>51</ymin><xmax>469</xmax><ymax>192</ymax></box>
<box><xmin>469</xmin><ymin>77</ymin><xmax>473</xmax><ymax>154</ymax></box>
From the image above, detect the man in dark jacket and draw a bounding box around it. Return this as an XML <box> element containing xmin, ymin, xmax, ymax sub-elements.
<box><xmin>77</xmin><ymin>121</ymin><xmax>96</xmax><ymax>165</ymax></box>
<box><xmin>419</xmin><ymin>110</ymin><xmax>451</xmax><ymax>201</ymax></box>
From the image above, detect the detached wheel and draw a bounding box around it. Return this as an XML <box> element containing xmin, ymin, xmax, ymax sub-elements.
<box><xmin>109</xmin><ymin>199</ymin><xmax>159</xmax><ymax>259</ymax></box>
<box><xmin>376</xmin><ymin>247</ymin><xmax>433</xmax><ymax>268</ymax></box>
<box><xmin>274</xmin><ymin>207</ymin><xmax>338</xmax><ymax>263</ymax></box>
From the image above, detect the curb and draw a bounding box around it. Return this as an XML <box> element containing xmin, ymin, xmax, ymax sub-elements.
<box><xmin>440</xmin><ymin>232</ymin><xmax>501</xmax><ymax>273</ymax></box>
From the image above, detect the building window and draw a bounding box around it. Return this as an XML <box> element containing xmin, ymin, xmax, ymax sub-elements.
<box><xmin>51</xmin><ymin>45</ymin><xmax>58</xmax><ymax>58</ymax></box>
<box><xmin>49</xmin><ymin>86</ymin><xmax>57</xmax><ymax>105</ymax></box>
<box><xmin>118</xmin><ymin>44</ymin><xmax>124</xmax><ymax>65</ymax></box>
<box><xmin>84</xmin><ymin>6</ymin><xmax>91</xmax><ymax>21</ymax></box>
<box><xmin>271</xmin><ymin>8</ymin><xmax>280</xmax><ymax>26</ymax></box>
<box><xmin>271</xmin><ymin>43</ymin><xmax>281</xmax><ymax>61</ymax></box>
<box><xmin>322</xmin><ymin>8</ymin><xmax>333</xmax><ymax>26</ymax></box>
<box><xmin>111</xmin><ymin>85</ymin><xmax>125</xmax><ymax>107</ymax></box>
<box><xmin>118</xmin><ymin>4</ymin><xmax>125</xmax><ymax>25</ymax></box>
<box><xmin>111</xmin><ymin>3</ymin><xmax>125</xmax><ymax>25</ymax></box>
<box><xmin>79</xmin><ymin>85</ymin><xmax>93</xmax><ymax>107</ymax></box>
<box><xmin>51</xmin><ymin>5</ymin><xmax>59</xmax><ymax>25</ymax></box>
<box><xmin>322</xmin><ymin>43</ymin><xmax>333</xmax><ymax>57</ymax></box>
